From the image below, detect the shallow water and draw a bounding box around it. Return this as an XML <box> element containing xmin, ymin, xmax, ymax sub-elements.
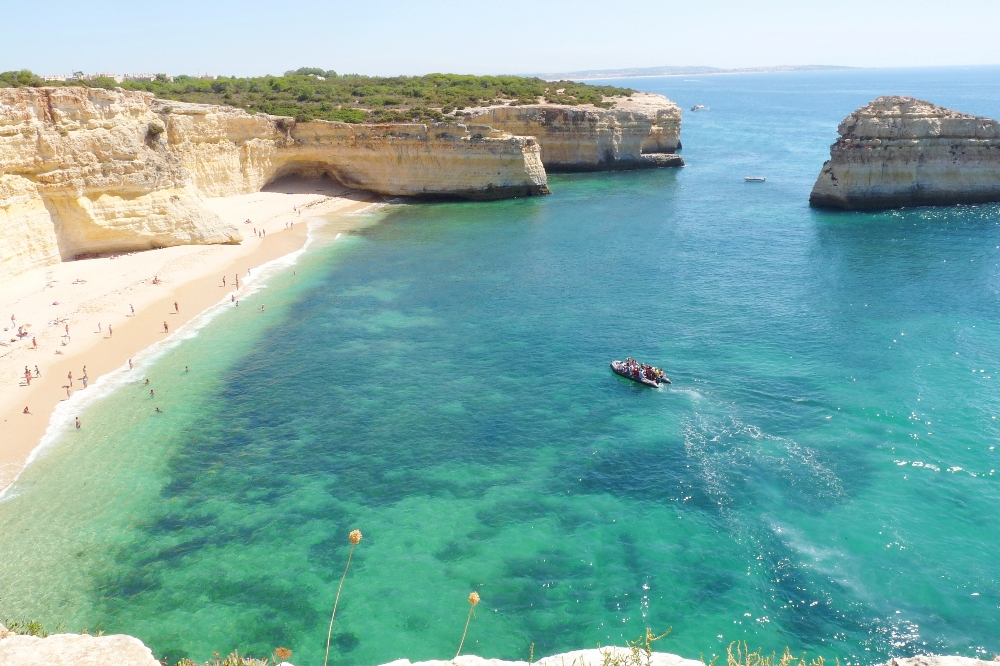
<box><xmin>2</xmin><ymin>67</ymin><xmax>1000</xmax><ymax>665</ymax></box>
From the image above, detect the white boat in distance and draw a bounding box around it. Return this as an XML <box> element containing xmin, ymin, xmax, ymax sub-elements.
<box><xmin>691</xmin><ymin>104</ymin><xmax>708</xmax><ymax>111</ymax></box>
<box><xmin>745</xmin><ymin>176</ymin><xmax>766</xmax><ymax>182</ymax></box>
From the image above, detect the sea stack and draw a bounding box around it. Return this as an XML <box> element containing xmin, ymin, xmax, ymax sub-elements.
<box><xmin>809</xmin><ymin>96</ymin><xmax>1000</xmax><ymax>210</ymax></box>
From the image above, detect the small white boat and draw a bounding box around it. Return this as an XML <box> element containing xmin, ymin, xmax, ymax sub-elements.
<box><xmin>690</xmin><ymin>104</ymin><xmax>708</xmax><ymax>111</ymax></box>
<box><xmin>744</xmin><ymin>176</ymin><xmax>766</xmax><ymax>182</ymax></box>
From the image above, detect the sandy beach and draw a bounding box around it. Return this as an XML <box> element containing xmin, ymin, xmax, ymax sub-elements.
<box><xmin>0</xmin><ymin>177</ymin><xmax>377</xmax><ymax>494</ymax></box>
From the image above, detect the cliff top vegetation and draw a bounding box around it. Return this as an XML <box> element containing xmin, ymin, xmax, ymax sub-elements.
<box><xmin>0</xmin><ymin>68</ymin><xmax>634</xmax><ymax>124</ymax></box>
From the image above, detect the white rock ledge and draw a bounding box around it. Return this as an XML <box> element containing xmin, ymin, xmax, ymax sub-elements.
<box><xmin>0</xmin><ymin>631</ymin><xmax>158</xmax><ymax>666</ymax></box>
<box><xmin>1</xmin><ymin>627</ymin><xmax>994</xmax><ymax>666</ymax></box>
<box><xmin>384</xmin><ymin>649</ymin><xmax>702</xmax><ymax>666</ymax></box>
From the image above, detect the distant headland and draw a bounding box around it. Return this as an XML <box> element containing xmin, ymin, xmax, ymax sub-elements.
<box><xmin>529</xmin><ymin>65</ymin><xmax>858</xmax><ymax>81</ymax></box>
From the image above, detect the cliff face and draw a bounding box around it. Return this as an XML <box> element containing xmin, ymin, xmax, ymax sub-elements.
<box><xmin>466</xmin><ymin>93</ymin><xmax>684</xmax><ymax>171</ymax></box>
<box><xmin>161</xmin><ymin>99</ymin><xmax>549</xmax><ymax>200</ymax></box>
<box><xmin>0</xmin><ymin>88</ymin><xmax>549</xmax><ymax>276</ymax></box>
<box><xmin>0</xmin><ymin>87</ymin><xmax>240</xmax><ymax>276</ymax></box>
<box><xmin>810</xmin><ymin>96</ymin><xmax>1000</xmax><ymax>210</ymax></box>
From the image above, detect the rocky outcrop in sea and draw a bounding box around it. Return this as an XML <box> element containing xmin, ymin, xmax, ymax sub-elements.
<box><xmin>810</xmin><ymin>96</ymin><xmax>1000</xmax><ymax>210</ymax></box>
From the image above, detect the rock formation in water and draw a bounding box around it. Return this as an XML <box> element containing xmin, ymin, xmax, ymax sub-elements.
<box><xmin>466</xmin><ymin>92</ymin><xmax>684</xmax><ymax>171</ymax></box>
<box><xmin>810</xmin><ymin>96</ymin><xmax>1000</xmax><ymax>210</ymax></box>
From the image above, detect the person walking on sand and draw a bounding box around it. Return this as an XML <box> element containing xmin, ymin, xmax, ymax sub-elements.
<box><xmin>32</xmin><ymin>336</ymin><xmax>37</xmax><ymax>348</ymax></box>
<box><xmin>108</xmin><ymin>324</ymin><xmax>112</xmax><ymax>338</ymax></box>
<box><xmin>24</xmin><ymin>367</ymin><xmax>31</xmax><ymax>386</ymax></box>
<box><xmin>163</xmin><ymin>321</ymin><xmax>169</xmax><ymax>333</ymax></box>
<box><xmin>34</xmin><ymin>365</ymin><xmax>40</xmax><ymax>377</ymax></box>
<box><xmin>68</xmin><ymin>370</ymin><xmax>73</xmax><ymax>387</ymax></box>
<box><xmin>223</xmin><ymin>275</ymin><xmax>226</xmax><ymax>287</ymax></box>
<box><xmin>128</xmin><ymin>359</ymin><xmax>133</xmax><ymax>370</ymax></box>
<box><xmin>97</xmin><ymin>323</ymin><xmax>101</xmax><ymax>333</ymax></box>
<box><xmin>75</xmin><ymin>417</ymin><xmax>81</xmax><ymax>429</ymax></box>
<box><xmin>174</xmin><ymin>301</ymin><xmax>179</xmax><ymax>313</ymax></box>
<box><xmin>130</xmin><ymin>304</ymin><xmax>134</xmax><ymax>315</ymax></box>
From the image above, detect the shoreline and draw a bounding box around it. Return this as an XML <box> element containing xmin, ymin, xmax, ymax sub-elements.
<box><xmin>0</xmin><ymin>177</ymin><xmax>379</xmax><ymax>496</ymax></box>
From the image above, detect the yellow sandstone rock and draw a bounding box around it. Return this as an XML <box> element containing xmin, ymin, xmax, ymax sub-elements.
<box><xmin>810</xmin><ymin>96</ymin><xmax>1000</xmax><ymax>210</ymax></box>
<box><xmin>465</xmin><ymin>93</ymin><xmax>683</xmax><ymax>171</ymax></box>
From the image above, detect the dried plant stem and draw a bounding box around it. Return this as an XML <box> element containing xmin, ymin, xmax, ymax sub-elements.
<box><xmin>455</xmin><ymin>605</ymin><xmax>476</xmax><ymax>659</ymax></box>
<box><xmin>323</xmin><ymin>542</ymin><xmax>357</xmax><ymax>666</ymax></box>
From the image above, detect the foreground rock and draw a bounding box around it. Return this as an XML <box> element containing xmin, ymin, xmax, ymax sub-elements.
<box><xmin>0</xmin><ymin>626</ymin><xmax>993</xmax><ymax>666</ymax></box>
<box><xmin>887</xmin><ymin>658</ymin><xmax>994</xmax><ymax>666</ymax></box>
<box><xmin>810</xmin><ymin>96</ymin><xmax>1000</xmax><ymax>210</ymax></box>
<box><xmin>387</xmin><ymin>648</ymin><xmax>701</xmax><ymax>666</ymax></box>
<box><xmin>466</xmin><ymin>93</ymin><xmax>684</xmax><ymax>171</ymax></box>
<box><xmin>0</xmin><ymin>631</ymin><xmax>157</xmax><ymax>666</ymax></box>
<box><xmin>0</xmin><ymin>87</ymin><xmax>548</xmax><ymax>276</ymax></box>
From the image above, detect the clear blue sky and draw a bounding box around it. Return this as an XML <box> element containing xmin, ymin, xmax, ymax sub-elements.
<box><xmin>6</xmin><ymin>0</ymin><xmax>1000</xmax><ymax>77</ymax></box>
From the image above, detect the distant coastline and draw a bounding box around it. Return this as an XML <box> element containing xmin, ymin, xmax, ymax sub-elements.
<box><xmin>532</xmin><ymin>64</ymin><xmax>859</xmax><ymax>81</ymax></box>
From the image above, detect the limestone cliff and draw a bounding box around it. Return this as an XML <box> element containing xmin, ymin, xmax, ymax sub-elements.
<box><xmin>0</xmin><ymin>88</ymin><xmax>549</xmax><ymax>276</ymax></box>
<box><xmin>810</xmin><ymin>96</ymin><xmax>1000</xmax><ymax>210</ymax></box>
<box><xmin>465</xmin><ymin>93</ymin><xmax>684</xmax><ymax>171</ymax></box>
<box><xmin>0</xmin><ymin>87</ymin><xmax>240</xmax><ymax>277</ymax></box>
<box><xmin>160</xmin><ymin>99</ymin><xmax>549</xmax><ymax>200</ymax></box>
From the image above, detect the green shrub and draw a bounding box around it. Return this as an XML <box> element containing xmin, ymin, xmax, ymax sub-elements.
<box><xmin>0</xmin><ymin>69</ymin><xmax>634</xmax><ymax>124</ymax></box>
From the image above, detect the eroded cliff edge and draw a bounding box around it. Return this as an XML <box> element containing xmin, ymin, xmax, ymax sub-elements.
<box><xmin>0</xmin><ymin>88</ymin><xmax>550</xmax><ymax>276</ymax></box>
<box><xmin>0</xmin><ymin>628</ymin><xmax>994</xmax><ymax>666</ymax></box>
<box><xmin>466</xmin><ymin>93</ymin><xmax>684</xmax><ymax>171</ymax></box>
<box><xmin>810</xmin><ymin>96</ymin><xmax>1000</xmax><ymax>210</ymax></box>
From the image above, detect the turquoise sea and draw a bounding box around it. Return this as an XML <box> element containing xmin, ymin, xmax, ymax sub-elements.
<box><xmin>2</xmin><ymin>67</ymin><xmax>1000</xmax><ymax>665</ymax></box>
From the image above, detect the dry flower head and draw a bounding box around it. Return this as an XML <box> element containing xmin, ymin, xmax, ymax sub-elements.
<box><xmin>349</xmin><ymin>529</ymin><xmax>362</xmax><ymax>545</ymax></box>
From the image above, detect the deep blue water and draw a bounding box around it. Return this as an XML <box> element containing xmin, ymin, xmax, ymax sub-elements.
<box><xmin>1</xmin><ymin>67</ymin><xmax>1000</xmax><ymax>666</ymax></box>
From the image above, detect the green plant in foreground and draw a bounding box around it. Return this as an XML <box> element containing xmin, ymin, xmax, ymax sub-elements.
<box><xmin>455</xmin><ymin>590</ymin><xmax>481</xmax><ymax>658</ymax></box>
<box><xmin>716</xmin><ymin>642</ymin><xmax>830</xmax><ymax>666</ymax></box>
<box><xmin>600</xmin><ymin>627</ymin><xmax>672</xmax><ymax>666</ymax></box>
<box><xmin>2</xmin><ymin>619</ymin><xmax>50</xmax><ymax>637</ymax></box>
<box><xmin>323</xmin><ymin>528</ymin><xmax>363</xmax><ymax>666</ymax></box>
<box><xmin>173</xmin><ymin>650</ymin><xmax>271</xmax><ymax>666</ymax></box>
